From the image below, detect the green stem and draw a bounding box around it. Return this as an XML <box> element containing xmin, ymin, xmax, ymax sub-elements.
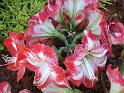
<box><xmin>59</xmin><ymin>9</ymin><xmax>70</xmax><ymax>31</ymax></box>
<box><xmin>56</xmin><ymin>47</ymin><xmax>67</xmax><ymax>57</ymax></box>
<box><xmin>53</xmin><ymin>30</ymin><xmax>69</xmax><ymax>47</ymax></box>
<box><xmin>101</xmin><ymin>0</ymin><xmax>112</xmax><ymax>4</ymax></box>
<box><xmin>70</xmin><ymin>32</ymin><xmax>83</xmax><ymax>48</ymax></box>
<box><xmin>32</xmin><ymin>30</ymin><xmax>68</xmax><ymax>47</ymax></box>
<box><xmin>56</xmin><ymin>47</ymin><xmax>69</xmax><ymax>62</ymax></box>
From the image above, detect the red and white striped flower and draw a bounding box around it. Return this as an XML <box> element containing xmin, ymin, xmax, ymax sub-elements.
<box><xmin>64</xmin><ymin>30</ymin><xmax>108</xmax><ymax>88</ymax></box>
<box><xmin>107</xmin><ymin>64</ymin><xmax>124</xmax><ymax>93</ymax></box>
<box><xmin>19</xmin><ymin>43</ymin><xmax>70</xmax><ymax>89</ymax></box>
<box><xmin>3</xmin><ymin>32</ymin><xmax>28</xmax><ymax>82</ymax></box>
<box><xmin>108</xmin><ymin>21</ymin><xmax>124</xmax><ymax>45</ymax></box>
<box><xmin>3</xmin><ymin>32</ymin><xmax>36</xmax><ymax>81</ymax></box>
<box><xmin>24</xmin><ymin>0</ymin><xmax>61</xmax><ymax>46</ymax></box>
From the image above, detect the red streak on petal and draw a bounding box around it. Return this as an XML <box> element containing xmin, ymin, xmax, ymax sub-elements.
<box><xmin>17</xmin><ymin>67</ymin><xmax>25</xmax><ymax>82</ymax></box>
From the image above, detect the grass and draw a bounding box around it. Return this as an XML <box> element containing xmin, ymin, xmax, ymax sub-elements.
<box><xmin>0</xmin><ymin>0</ymin><xmax>47</xmax><ymax>51</ymax></box>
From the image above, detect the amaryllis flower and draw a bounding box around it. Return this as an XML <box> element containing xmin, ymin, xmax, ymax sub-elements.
<box><xmin>106</xmin><ymin>64</ymin><xmax>124</xmax><ymax>93</ymax></box>
<box><xmin>19</xmin><ymin>43</ymin><xmax>70</xmax><ymax>89</ymax></box>
<box><xmin>3</xmin><ymin>32</ymin><xmax>36</xmax><ymax>82</ymax></box>
<box><xmin>0</xmin><ymin>81</ymin><xmax>11</xmax><ymax>93</ymax></box>
<box><xmin>24</xmin><ymin>0</ymin><xmax>61</xmax><ymax>46</ymax></box>
<box><xmin>54</xmin><ymin>0</ymin><xmax>99</xmax><ymax>29</ymax></box>
<box><xmin>85</xmin><ymin>4</ymin><xmax>105</xmax><ymax>36</ymax></box>
<box><xmin>3</xmin><ymin>32</ymin><xmax>28</xmax><ymax>82</ymax></box>
<box><xmin>108</xmin><ymin>21</ymin><xmax>124</xmax><ymax>45</ymax></box>
<box><xmin>64</xmin><ymin>30</ymin><xmax>108</xmax><ymax>88</ymax></box>
<box><xmin>24</xmin><ymin>19</ymin><xmax>58</xmax><ymax>46</ymax></box>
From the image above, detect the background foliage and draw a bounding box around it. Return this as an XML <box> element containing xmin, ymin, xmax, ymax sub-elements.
<box><xmin>0</xmin><ymin>0</ymin><xmax>47</xmax><ymax>51</ymax></box>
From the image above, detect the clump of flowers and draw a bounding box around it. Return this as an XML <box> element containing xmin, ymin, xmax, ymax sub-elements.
<box><xmin>1</xmin><ymin>0</ymin><xmax>124</xmax><ymax>93</ymax></box>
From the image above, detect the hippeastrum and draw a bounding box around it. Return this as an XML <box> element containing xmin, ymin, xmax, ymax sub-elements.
<box><xmin>64</xmin><ymin>30</ymin><xmax>108</xmax><ymax>88</ymax></box>
<box><xmin>0</xmin><ymin>81</ymin><xmax>11</xmax><ymax>93</ymax></box>
<box><xmin>106</xmin><ymin>64</ymin><xmax>124</xmax><ymax>93</ymax></box>
<box><xmin>3</xmin><ymin>32</ymin><xmax>37</xmax><ymax>81</ymax></box>
<box><xmin>24</xmin><ymin>19</ymin><xmax>62</xmax><ymax>46</ymax></box>
<box><xmin>19</xmin><ymin>43</ymin><xmax>70</xmax><ymax>89</ymax></box>
<box><xmin>108</xmin><ymin>21</ymin><xmax>124</xmax><ymax>45</ymax></box>
<box><xmin>24</xmin><ymin>0</ymin><xmax>62</xmax><ymax>46</ymax></box>
<box><xmin>3</xmin><ymin>32</ymin><xmax>28</xmax><ymax>82</ymax></box>
<box><xmin>54</xmin><ymin>0</ymin><xmax>98</xmax><ymax>29</ymax></box>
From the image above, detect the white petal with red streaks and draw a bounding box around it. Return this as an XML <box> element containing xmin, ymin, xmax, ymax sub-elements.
<box><xmin>34</xmin><ymin>63</ymin><xmax>50</xmax><ymax>86</ymax></box>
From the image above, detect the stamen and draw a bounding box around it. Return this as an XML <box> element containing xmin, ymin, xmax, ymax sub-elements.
<box><xmin>1</xmin><ymin>54</ymin><xmax>17</xmax><ymax>63</ymax></box>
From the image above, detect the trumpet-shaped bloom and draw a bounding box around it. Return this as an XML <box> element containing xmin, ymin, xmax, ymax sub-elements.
<box><xmin>64</xmin><ymin>30</ymin><xmax>108</xmax><ymax>88</ymax></box>
<box><xmin>3</xmin><ymin>32</ymin><xmax>28</xmax><ymax>82</ymax></box>
<box><xmin>24</xmin><ymin>19</ymin><xmax>57</xmax><ymax>46</ymax></box>
<box><xmin>106</xmin><ymin>65</ymin><xmax>124</xmax><ymax>93</ymax></box>
<box><xmin>24</xmin><ymin>0</ymin><xmax>61</xmax><ymax>46</ymax></box>
<box><xmin>3</xmin><ymin>32</ymin><xmax>37</xmax><ymax>81</ymax></box>
<box><xmin>20</xmin><ymin>43</ymin><xmax>70</xmax><ymax>89</ymax></box>
<box><xmin>55</xmin><ymin>0</ymin><xmax>99</xmax><ymax>29</ymax></box>
<box><xmin>108</xmin><ymin>21</ymin><xmax>124</xmax><ymax>44</ymax></box>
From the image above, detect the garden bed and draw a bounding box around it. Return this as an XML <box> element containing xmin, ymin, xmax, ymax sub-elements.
<box><xmin>0</xmin><ymin>0</ymin><xmax>124</xmax><ymax>93</ymax></box>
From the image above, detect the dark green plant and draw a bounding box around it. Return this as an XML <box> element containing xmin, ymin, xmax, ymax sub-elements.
<box><xmin>0</xmin><ymin>0</ymin><xmax>47</xmax><ymax>51</ymax></box>
<box><xmin>99</xmin><ymin>0</ymin><xmax>112</xmax><ymax>11</ymax></box>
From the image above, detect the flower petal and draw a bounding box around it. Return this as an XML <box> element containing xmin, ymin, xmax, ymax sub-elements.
<box><xmin>62</xmin><ymin>0</ymin><xmax>85</xmax><ymax>17</ymax></box>
<box><xmin>83</xmin><ymin>57</ymin><xmax>98</xmax><ymax>80</ymax></box>
<box><xmin>87</xmin><ymin>55</ymin><xmax>107</xmax><ymax>67</ymax></box>
<box><xmin>34</xmin><ymin>63</ymin><xmax>50</xmax><ymax>88</ymax></box>
<box><xmin>7</xmin><ymin>63</ymin><xmax>19</xmax><ymax>71</ymax></box>
<box><xmin>82</xmin><ymin>30</ymin><xmax>98</xmax><ymax>51</ymax></box>
<box><xmin>4</xmin><ymin>32</ymin><xmax>24</xmax><ymax>56</ymax></box>
<box><xmin>106</xmin><ymin>65</ymin><xmax>124</xmax><ymax>93</ymax></box>
<box><xmin>74</xmin><ymin>44</ymin><xmax>87</xmax><ymax>59</ymax></box>
<box><xmin>85</xmin><ymin>4</ymin><xmax>103</xmax><ymax>36</ymax></box>
<box><xmin>24</xmin><ymin>0</ymin><xmax>61</xmax><ymax>46</ymax></box>
<box><xmin>109</xmin><ymin>21</ymin><xmax>124</xmax><ymax>44</ymax></box>
<box><xmin>31</xmin><ymin>44</ymin><xmax>58</xmax><ymax>65</ymax></box>
<box><xmin>82</xmin><ymin>58</ymin><xmax>98</xmax><ymax>88</ymax></box>
<box><xmin>82</xmin><ymin>75</ymin><xmax>96</xmax><ymax>88</ymax></box>
<box><xmin>50</xmin><ymin>65</ymin><xmax>70</xmax><ymax>88</ymax></box>
<box><xmin>0</xmin><ymin>81</ymin><xmax>11</xmax><ymax>93</ymax></box>
<box><xmin>17</xmin><ymin>67</ymin><xmax>26</xmax><ymax>82</ymax></box>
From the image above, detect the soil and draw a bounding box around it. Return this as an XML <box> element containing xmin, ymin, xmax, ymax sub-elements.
<box><xmin>0</xmin><ymin>0</ymin><xmax>124</xmax><ymax>93</ymax></box>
